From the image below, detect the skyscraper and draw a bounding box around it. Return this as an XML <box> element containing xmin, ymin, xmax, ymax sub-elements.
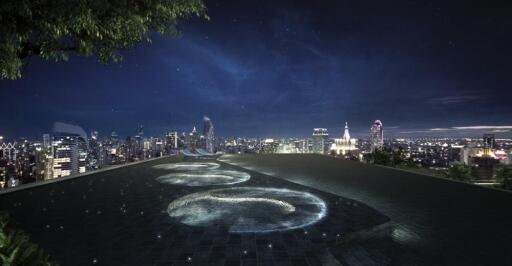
<box><xmin>312</xmin><ymin>128</ymin><xmax>328</xmax><ymax>154</ymax></box>
<box><xmin>43</xmin><ymin>134</ymin><xmax>51</xmax><ymax>149</ymax></box>
<box><xmin>483</xmin><ymin>134</ymin><xmax>496</xmax><ymax>149</ymax></box>
<box><xmin>165</xmin><ymin>132</ymin><xmax>178</xmax><ymax>152</ymax></box>
<box><xmin>88</xmin><ymin>131</ymin><xmax>103</xmax><ymax>169</ymax></box>
<box><xmin>51</xmin><ymin>123</ymin><xmax>88</xmax><ymax>178</ymax></box>
<box><xmin>52</xmin><ymin>134</ymin><xmax>86</xmax><ymax>178</ymax></box>
<box><xmin>482</xmin><ymin>133</ymin><xmax>496</xmax><ymax>157</ymax></box>
<box><xmin>134</xmin><ymin>125</ymin><xmax>144</xmax><ymax>159</ymax></box>
<box><xmin>370</xmin><ymin>120</ymin><xmax>384</xmax><ymax>152</ymax></box>
<box><xmin>111</xmin><ymin>131</ymin><xmax>118</xmax><ymax>141</ymax></box>
<box><xmin>137</xmin><ymin>125</ymin><xmax>144</xmax><ymax>138</ymax></box>
<box><xmin>203</xmin><ymin>116</ymin><xmax>215</xmax><ymax>153</ymax></box>
<box><xmin>261</xmin><ymin>139</ymin><xmax>279</xmax><ymax>153</ymax></box>
<box><xmin>90</xmin><ymin>131</ymin><xmax>99</xmax><ymax>141</ymax></box>
<box><xmin>188</xmin><ymin>126</ymin><xmax>199</xmax><ymax>149</ymax></box>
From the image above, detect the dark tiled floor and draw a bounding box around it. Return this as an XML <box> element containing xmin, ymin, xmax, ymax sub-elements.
<box><xmin>220</xmin><ymin>154</ymin><xmax>512</xmax><ymax>265</ymax></box>
<box><xmin>0</xmin><ymin>157</ymin><xmax>389</xmax><ymax>265</ymax></box>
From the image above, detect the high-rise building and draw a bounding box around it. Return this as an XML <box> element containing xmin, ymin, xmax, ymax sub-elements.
<box><xmin>88</xmin><ymin>131</ymin><xmax>103</xmax><ymax>169</ymax></box>
<box><xmin>137</xmin><ymin>125</ymin><xmax>144</xmax><ymax>138</ymax></box>
<box><xmin>153</xmin><ymin>138</ymin><xmax>165</xmax><ymax>156</ymax></box>
<box><xmin>52</xmin><ymin>135</ymin><xmax>79</xmax><ymax>178</ymax></box>
<box><xmin>0</xmin><ymin>142</ymin><xmax>18</xmax><ymax>161</ymax></box>
<box><xmin>203</xmin><ymin>116</ymin><xmax>215</xmax><ymax>153</ymax></box>
<box><xmin>483</xmin><ymin>134</ymin><xmax>496</xmax><ymax>149</ymax></box>
<box><xmin>43</xmin><ymin>154</ymin><xmax>54</xmax><ymax>180</ymax></box>
<box><xmin>90</xmin><ymin>131</ymin><xmax>99</xmax><ymax>141</ymax></box>
<box><xmin>261</xmin><ymin>139</ymin><xmax>279</xmax><ymax>153</ymax></box>
<box><xmin>188</xmin><ymin>126</ymin><xmax>199</xmax><ymax>149</ymax></box>
<box><xmin>111</xmin><ymin>131</ymin><xmax>118</xmax><ymax>141</ymax></box>
<box><xmin>165</xmin><ymin>132</ymin><xmax>178</xmax><ymax>152</ymax></box>
<box><xmin>133</xmin><ymin>125</ymin><xmax>144</xmax><ymax>159</ymax></box>
<box><xmin>43</xmin><ymin>134</ymin><xmax>51</xmax><ymax>149</ymax></box>
<box><xmin>51</xmin><ymin>124</ymin><xmax>88</xmax><ymax>178</ymax></box>
<box><xmin>370</xmin><ymin>120</ymin><xmax>384</xmax><ymax>152</ymax></box>
<box><xmin>312</xmin><ymin>128</ymin><xmax>328</xmax><ymax>154</ymax></box>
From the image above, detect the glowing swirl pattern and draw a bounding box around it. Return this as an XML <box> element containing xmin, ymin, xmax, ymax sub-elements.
<box><xmin>167</xmin><ymin>187</ymin><xmax>327</xmax><ymax>233</ymax></box>
<box><xmin>152</xmin><ymin>162</ymin><xmax>220</xmax><ymax>171</ymax></box>
<box><xmin>156</xmin><ymin>170</ymin><xmax>251</xmax><ymax>186</ymax></box>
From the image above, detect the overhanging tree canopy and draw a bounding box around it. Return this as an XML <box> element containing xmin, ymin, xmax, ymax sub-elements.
<box><xmin>0</xmin><ymin>0</ymin><xmax>207</xmax><ymax>79</ymax></box>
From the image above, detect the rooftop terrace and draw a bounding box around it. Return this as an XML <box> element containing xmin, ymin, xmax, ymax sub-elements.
<box><xmin>0</xmin><ymin>154</ymin><xmax>511</xmax><ymax>265</ymax></box>
<box><xmin>220</xmin><ymin>154</ymin><xmax>512</xmax><ymax>265</ymax></box>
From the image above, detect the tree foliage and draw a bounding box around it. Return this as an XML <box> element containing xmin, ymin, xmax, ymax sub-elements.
<box><xmin>496</xmin><ymin>167</ymin><xmax>512</xmax><ymax>190</ymax></box>
<box><xmin>0</xmin><ymin>212</ymin><xmax>57</xmax><ymax>265</ymax></box>
<box><xmin>446</xmin><ymin>164</ymin><xmax>472</xmax><ymax>182</ymax></box>
<box><xmin>0</xmin><ymin>0</ymin><xmax>207</xmax><ymax>79</ymax></box>
<box><xmin>391</xmin><ymin>146</ymin><xmax>406</xmax><ymax>166</ymax></box>
<box><xmin>366</xmin><ymin>148</ymin><xmax>393</xmax><ymax>166</ymax></box>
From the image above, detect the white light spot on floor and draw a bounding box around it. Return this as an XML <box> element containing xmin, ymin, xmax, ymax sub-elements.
<box><xmin>152</xmin><ymin>162</ymin><xmax>220</xmax><ymax>171</ymax></box>
<box><xmin>167</xmin><ymin>187</ymin><xmax>327</xmax><ymax>233</ymax></box>
<box><xmin>156</xmin><ymin>170</ymin><xmax>250</xmax><ymax>186</ymax></box>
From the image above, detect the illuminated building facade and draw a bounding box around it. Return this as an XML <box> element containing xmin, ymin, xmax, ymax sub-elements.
<box><xmin>0</xmin><ymin>142</ymin><xmax>18</xmax><ymax>161</ymax></box>
<box><xmin>330</xmin><ymin>122</ymin><xmax>358</xmax><ymax>156</ymax></box>
<box><xmin>370</xmin><ymin>120</ymin><xmax>384</xmax><ymax>152</ymax></box>
<box><xmin>52</xmin><ymin>134</ymin><xmax>87</xmax><ymax>178</ymax></box>
<box><xmin>483</xmin><ymin>134</ymin><xmax>496</xmax><ymax>149</ymax></box>
<box><xmin>312</xmin><ymin>128</ymin><xmax>328</xmax><ymax>154</ymax></box>
<box><xmin>188</xmin><ymin>127</ymin><xmax>199</xmax><ymax>149</ymax></box>
<box><xmin>203</xmin><ymin>116</ymin><xmax>215</xmax><ymax>153</ymax></box>
<box><xmin>165</xmin><ymin>132</ymin><xmax>179</xmax><ymax>153</ymax></box>
<box><xmin>261</xmin><ymin>139</ymin><xmax>279</xmax><ymax>153</ymax></box>
<box><xmin>43</xmin><ymin>134</ymin><xmax>51</xmax><ymax>149</ymax></box>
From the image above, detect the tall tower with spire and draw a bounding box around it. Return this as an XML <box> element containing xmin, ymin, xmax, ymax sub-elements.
<box><xmin>343</xmin><ymin>122</ymin><xmax>351</xmax><ymax>141</ymax></box>
<box><xmin>330</xmin><ymin>122</ymin><xmax>358</xmax><ymax>156</ymax></box>
<box><xmin>189</xmin><ymin>126</ymin><xmax>199</xmax><ymax>149</ymax></box>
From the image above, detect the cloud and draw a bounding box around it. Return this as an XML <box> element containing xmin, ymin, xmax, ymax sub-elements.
<box><xmin>424</xmin><ymin>125</ymin><xmax>512</xmax><ymax>132</ymax></box>
<box><xmin>398</xmin><ymin>125</ymin><xmax>512</xmax><ymax>136</ymax></box>
<box><xmin>399</xmin><ymin>130</ymin><xmax>434</xmax><ymax>134</ymax></box>
<box><xmin>452</xmin><ymin>126</ymin><xmax>512</xmax><ymax>130</ymax></box>
<box><xmin>427</xmin><ymin>95</ymin><xmax>482</xmax><ymax>105</ymax></box>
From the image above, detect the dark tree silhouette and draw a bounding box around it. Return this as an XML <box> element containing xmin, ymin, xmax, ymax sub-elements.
<box><xmin>446</xmin><ymin>164</ymin><xmax>472</xmax><ymax>182</ymax></box>
<box><xmin>496</xmin><ymin>167</ymin><xmax>512</xmax><ymax>190</ymax></box>
<box><xmin>0</xmin><ymin>0</ymin><xmax>207</xmax><ymax>79</ymax></box>
<box><xmin>0</xmin><ymin>212</ymin><xmax>57</xmax><ymax>265</ymax></box>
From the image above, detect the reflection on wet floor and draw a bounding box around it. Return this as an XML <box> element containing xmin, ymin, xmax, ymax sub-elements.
<box><xmin>156</xmin><ymin>169</ymin><xmax>251</xmax><ymax>186</ymax></box>
<box><xmin>0</xmin><ymin>158</ymin><xmax>391</xmax><ymax>265</ymax></box>
<box><xmin>220</xmin><ymin>154</ymin><xmax>512</xmax><ymax>266</ymax></box>
<box><xmin>167</xmin><ymin>187</ymin><xmax>327</xmax><ymax>233</ymax></box>
<box><xmin>153</xmin><ymin>162</ymin><xmax>220</xmax><ymax>171</ymax></box>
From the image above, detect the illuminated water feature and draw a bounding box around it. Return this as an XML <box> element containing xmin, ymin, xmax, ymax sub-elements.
<box><xmin>167</xmin><ymin>187</ymin><xmax>327</xmax><ymax>233</ymax></box>
<box><xmin>152</xmin><ymin>162</ymin><xmax>220</xmax><ymax>171</ymax></box>
<box><xmin>156</xmin><ymin>170</ymin><xmax>251</xmax><ymax>186</ymax></box>
<box><xmin>0</xmin><ymin>158</ymin><xmax>391</xmax><ymax>265</ymax></box>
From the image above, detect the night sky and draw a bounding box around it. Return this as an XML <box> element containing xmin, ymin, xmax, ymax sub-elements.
<box><xmin>1</xmin><ymin>0</ymin><xmax>511</xmax><ymax>140</ymax></box>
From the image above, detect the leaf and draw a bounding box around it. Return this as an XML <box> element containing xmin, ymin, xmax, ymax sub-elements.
<box><xmin>0</xmin><ymin>0</ymin><xmax>207</xmax><ymax>79</ymax></box>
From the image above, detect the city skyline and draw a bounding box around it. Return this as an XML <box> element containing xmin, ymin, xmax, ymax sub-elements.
<box><xmin>0</xmin><ymin>0</ymin><xmax>511</xmax><ymax>138</ymax></box>
<box><xmin>2</xmin><ymin>119</ymin><xmax>512</xmax><ymax>141</ymax></box>
<box><xmin>1</xmin><ymin>1</ymin><xmax>512</xmax><ymax>265</ymax></box>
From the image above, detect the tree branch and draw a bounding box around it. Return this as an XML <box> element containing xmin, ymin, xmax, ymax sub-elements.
<box><xmin>19</xmin><ymin>42</ymin><xmax>77</xmax><ymax>59</ymax></box>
